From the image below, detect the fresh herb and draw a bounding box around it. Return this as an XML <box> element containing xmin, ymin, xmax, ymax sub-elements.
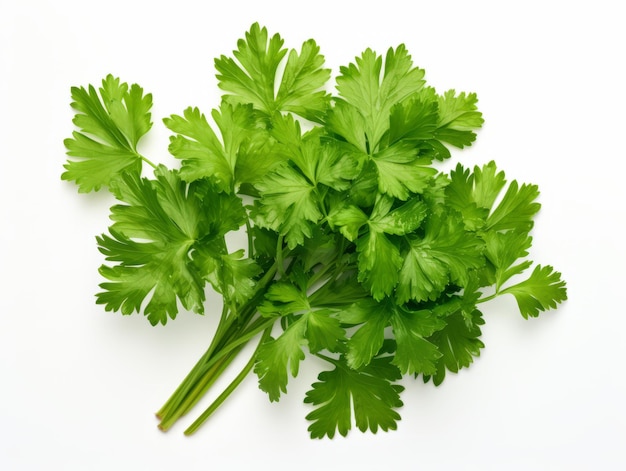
<box><xmin>62</xmin><ymin>23</ymin><xmax>567</xmax><ymax>439</ymax></box>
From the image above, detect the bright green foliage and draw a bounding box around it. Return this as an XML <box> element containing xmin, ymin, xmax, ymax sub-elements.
<box><xmin>483</xmin><ymin>230</ymin><xmax>533</xmax><ymax>290</ymax></box>
<box><xmin>435</xmin><ymin>90</ymin><xmax>484</xmax><ymax>148</ymax></box>
<box><xmin>397</xmin><ymin>210</ymin><xmax>484</xmax><ymax>303</ymax></box>
<box><xmin>255</xmin><ymin>317</ymin><xmax>308</xmax><ymax>401</ymax></box>
<box><xmin>339</xmin><ymin>298</ymin><xmax>443</xmax><ymax>375</ymax></box>
<box><xmin>62</xmin><ymin>74</ymin><xmax>153</xmax><ymax>192</ymax></box>
<box><xmin>163</xmin><ymin>104</ymin><xmax>243</xmax><ymax>192</ymax></box>
<box><xmin>305</xmin><ymin>309</ymin><xmax>345</xmax><ymax>353</ymax></box>
<box><xmin>252</xmin><ymin>162</ymin><xmax>324</xmax><ymax>248</ymax></box>
<box><xmin>424</xmin><ymin>307</ymin><xmax>485</xmax><ymax>386</ymax></box>
<box><xmin>389</xmin><ymin>303</ymin><xmax>444</xmax><ymax>375</ymax></box>
<box><xmin>215</xmin><ymin>23</ymin><xmax>330</xmax><ymax>122</ymax></box>
<box><xmin>96</xmin><ymin>166</ymin><xmax>248</xmax><ymax>325</ymax></box>
<box><xmin>201</xmin><ymin>249</ymin><xmax>261</xmax><ymax>307</ymax></box>
<box><xmin>304</xmin><ymin>343</ymin><xmax>404</xmax><ymax>439</ymax></box>
<box><xmin>255</xmin><ymin>307</ymin><xmax>346</xmax><ymax>402</ymax></box>
<box><xmin>335</xmin><ymin>46</ymin><xmax>426</xmax><ymax>151</ymax></box>
<box><xmin>252</xmin><ymin>134</ymin><xmax>360</xmax><ymax>248</ymax></box>
<box><xmin>64</xmin><ymin>23</ymin><xmax>567</xmax><ymax>439</ymax></box>
<box><xmin>96</xmin><ymin>167</ymin><xmax>205</xmax><ymax>325</ymax></box>
<box><xmin>500</xmin><ymin>265</ymin><xmax>568</xmax><ymax>319</ymax></box>
<box><xmin>341</xmin><ymin>299</ymin><xmax>392</xmax><ymax>369</ymax></box>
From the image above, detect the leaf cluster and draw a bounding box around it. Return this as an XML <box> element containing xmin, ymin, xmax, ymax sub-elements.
<box><xmin>63</xmin><ymin>23</ymin><xmax>567</xmax><ymax>439</ymax></box>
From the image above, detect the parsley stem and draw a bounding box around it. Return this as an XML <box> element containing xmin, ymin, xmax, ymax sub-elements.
<box><xmin>156</xmin><ymin>305</ymin><xmax>232</xmax><ymax>421</ymax></box>
<box><xmin>158</xmin><ymin>351</ymin><xmax>239</xmax><ymax>431</ymax></box>
<box><xmin>245</xmin><ymin>217</ymin><xmax>254</xmax><ymax>257</ymax></box>
<box><xmin>157</xmin><ymin>261</ymin><xmax>280</xmax><ymax>429</ymax></box>
<box><xmin>315</xmin><ymin>352</ymin><xmax>341</xmax><ymax>368</ymax></box>
<box><xmin>183</xmin><ymin>327</ymin><xmax>273</xmax><ymax>436</ymax></box>
<box><xmin>138</xmin><ymin>153</ymin><xmax>158</xmax><ymax>169</ymax></box>
<box><xmin>476</xmin><ymin>293</ymin><xmax>499</xmax><ymax>304</ymax></box>
<box><xmin>156</xmin><ymin>346</ymin><xmax>216</xmax><ymax>421</ymax></box>
<box><xmin>181</xmin><ymin>352</ymin><xmax>238</xmax><ymax>414</ymax></box>
<box><xmin>175</xmin><ymin>317</ymin><xmax>275</xmax><ymax>421</ymax></box>
<box><xmin>194</xmin><ymin>316</ymin><xmax>275</xmax><ymax>380</ymax></box>
<box><xmin>276</xmin><ymin>235</ymin><xmax>286</xmax><ymax>278</ymax></box>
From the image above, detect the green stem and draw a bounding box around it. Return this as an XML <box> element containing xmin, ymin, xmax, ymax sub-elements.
<box><xmin>156</xmin><ymin>260</ymin><xmax>280</xmax><ymax>431</ymax></box>
<box><xmin>315</xmin><ymin>352</ymin><xmax>338</xmax><ymax>364</ymax></box>
<box><xmin>477</xmin><ymin>292</ymin><xmax>499</xmax><ymax>304</ymax></box>
<box><xmin>156</xmin><ymin>345</ymin><xmax>215</xmax><ymax>420</ymax></box>
<box><xmin>158</xmin><ymin>348</ymin><xmax>242</xmax><ymax>431</ymax></box>
<box><xmin>156</xmin><ymin>304</ymin><xmax>231</xmax><ymax>420</ymax></box>
<box><xmin>196</xmin><ymin>317</ymin><xmax>276</xmax><ymax>377</ymax></box>
<box><xmin>245</xmin><ymin>217</ymin><xmax>254</xmax><ymax>258</ymax></box>
<box><xmin>179</xmin><ymin>352</ymin><xmax>238</xmax><ymax>416</ymax></box>
<box><xmin>183</xmin><ymin>327</ymin><xmax>273</xmax><ymax>436</ymax></box>
<box><xmin>276</xmin><ymin>235</ymin><xmax>286</xmax><ymax>278</ymax></box>
<box><xmin>139</xmin><ymin>153</ymin><xmax>158</xmax><ymax>169</ymax></box>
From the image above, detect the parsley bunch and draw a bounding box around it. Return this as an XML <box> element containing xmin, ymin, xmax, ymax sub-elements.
<box><xmin>63</xmin><ymin>23</ymin><xmax>567</xmax><ymax>439</ymax></box>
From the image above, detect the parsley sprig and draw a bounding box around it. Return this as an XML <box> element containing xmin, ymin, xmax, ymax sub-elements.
<box><xmin>63</xmin><ymin>23</ymin><xmax>567</xmax><ymax>439</ymax></box>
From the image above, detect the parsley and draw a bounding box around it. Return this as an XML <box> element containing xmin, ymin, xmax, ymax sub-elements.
<box><xmin>63</xmin><ymin>23</ymin><xmax>567</xmax><ymax>439</ymax></box>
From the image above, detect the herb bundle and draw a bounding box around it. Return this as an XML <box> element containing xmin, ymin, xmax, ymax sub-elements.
<box><xmin>63</xmin><ymin>23</ymin><xmax>567</xmax><ymax>438</ymax></box>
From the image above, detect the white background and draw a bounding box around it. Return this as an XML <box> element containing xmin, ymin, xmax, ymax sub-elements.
<box><xmin>1</xmin><ymin>0</ymin><xmax>624</xmax><ymax>469</ymax></box>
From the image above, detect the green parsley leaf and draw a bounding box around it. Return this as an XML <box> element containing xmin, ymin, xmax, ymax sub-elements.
<box><xmin>336</xmin><ymin>45</ymin><xmax>425</xmax><ymax>151</ymax></box>
<box><xmin>164</xmin><ymin>103</ymin><xmax>253</xmax><ymax>192</ymax></box>
<box><xmin>252</xmin><ymin>132</ymin><xmax>360</xmax><ymax>248</ymax></box>
<box><xmin>258</xmin><ymin>282</ymin><xmax>310</xmax><ymax>317</ymax></box>
<box><xmin>486</xmin><ymin>180</ymin><xmax>541</xmax><ymax>233</ymax></box>
<box><xmin>387</xmin><ymin>89</ymin><xmax>439</xmax><ymax>144</ymax></box>
<box><xmin>255</xmin><ymin>308</ymin><xmax>345</xmax><ymax>401</ymax></box>
<box><xmin>305</xmin><ymin>309</ymin><xmax>345</xmax><ymax>354</ymax></box>
<box><xmin>448</xmin><ymin>161</ymin><xmax>541</xmax><ymax>233</ymax></box>
<box><xmin>341</xmin><ymin>298</ymin><xmax>444</xmax><ymax>375</ymax></box>
<box><xmin>325</xmin><ymin>101</ymin><xmax>369</xmax><ymax>154</ymax></box>
<box><xmin>397</xmin><ymin>210</ymin><xmax>485</xmax><ymax>303</ymax></box>
<box><xmin>424</xmin><ymin>307</ymin><xmax>485</xmax><ymax>386</ymax></box>
<box><xmin>96</xmin><ymin>167</ymin><xmax>206</xmax><ymax>325</ymax></box>
<box><xmin>255</xmin><ymin>317</ymin><xmax>308</xmax><ymax>402</ymax></box>
<box><xmin>500</xmin><ymin>265</ymin><xmax>568</xmax><ymax>319</ymax></box>
<box><xmin>371</xmin><ymin>143</ymin><xmax>437</xmax><ymax>199</ymax></box>
<box><xmin>389</xmin><ymin>303</ymin><xmax>444</xmax><ymax>375</ymax></box>
<box><xmin>342</xmin><ymin>195</ymin><xmax>429</xmax><ymax>300</ymax></box>
<box><xmin>435</xmin><ymin>90</ymin><xmax>484</xmax><ymax>148</ymax></box>
<box><xmin>341</xmin><ymin>299</ymin><xmax>391</xmax><ymax>369</ymax></box>
<box><xmin>304</xmin><ymin>344</ymin><xmax>404</xmax><ymax>439</ymax></box>
<box><xmin>327</xmin><ymin>203</ymin><xmax>369</xmax><ymax>241</ymax></box>
<box><xmin>356</xmin><ymin>230</ymin><xmax>403</xmax><ymax>300</ymax></box>
<box><xmin>216</xmin><ymin>23</ymin><xmax>330</xmax><ymax>122</ymax></box>
<box><xmin>252</xmin><ymin>163</ymin><xmax>322</xmax><ymax>248</ymax></box>
<box><xmin>201</xmin><ymin>249</ymin><xmax>261</xmax><ymax>307</ymax></box>
<box><xmin>483</xmin><ymin>230</ymin><xmax>533</xmax><ymax>290</ymax></box>
<box><xmin>62</xmin><ymin>74</ymin><xmax>152</xmax><ymax>192</ymax></box>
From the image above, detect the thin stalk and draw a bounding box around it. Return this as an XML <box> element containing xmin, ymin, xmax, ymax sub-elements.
<box><xmin>477</xmin><ymin>293</ymin><xmax>499</xmax><ymax>304</ymax></box>
<box><xmin>306</xmin><ymin>258</ymin><xmax>338</xmax><ymax>291</ymax></box>
<box><xmin>245</xmin><ymin>217</ymin><xmax>254</xmax><ymax>258</ymax></box>
<box><xmin>315</xmin><ymin>352</ymin><xmax>341</xmax><ymax>367</ymax></box>
<box><xmin>139</xmin><ymin>153</ymin><xmax>158</xmax><ymax>169</ymax></box>
<box><xmin>171</xmin><ymin>317</ymin><xmax>276</xmax><ymax>421</ymax></box>
<box><xmin>156</xmin><ymin>260</ymin><xmax>280</xmax><ymax>428</ymax></box>
<box><xmin>156</xmin><ymin>344</ymin><xmax>216</xmax><ymax>420</ymax></box>
<box><xmin>156</xmin><ymin>305</ymin><xmax>231</xmax><ymax>420</ymax></box>
<box><xmin>183</xmin><ymin>327</ymin><xmax>273</xmax><ymax>436</ymax></box>
<box><xmin>174</xmin><ymin>346</ymin><xmax>244</xmax><ymax>419</ymax></box>
<box><xmin>172</xmin><ymin>316</ymin><xmax>277</xmax><ymax>419</ymax></box>
<box><xmin>276</xmin><ymin>235</ymin><xmax>286</xmax><ymax>278</ymax></box>
<box><xmin>195</xmin><ymin>316</ymin><xmax>276</xmax><ymax>377</ymax></box>
<box><xmin>158</xmin><ymin>315</ymin><xmax>252</xmax><ymax>429</ymax></box>
<box><xmin>158</xmin><ymin>349</ymin><xmax>240</xmax><ymax>431</ymax></box>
